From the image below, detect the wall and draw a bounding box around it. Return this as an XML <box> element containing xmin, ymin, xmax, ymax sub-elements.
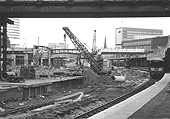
<box><xmin>0</xmin><ymin>87</ymin><xmax>23</xmax><ymax>102</ymax></box>
<box><xmin>151</xmin><ymin>36</ymin><xmax>168</xmax><ymax>49</ymax></box>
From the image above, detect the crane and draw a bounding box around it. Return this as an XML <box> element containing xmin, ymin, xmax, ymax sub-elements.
<box><xmin>62</xmin><ymin>27</ymin><xmax>102</xmax><ymax>73</ymax></box>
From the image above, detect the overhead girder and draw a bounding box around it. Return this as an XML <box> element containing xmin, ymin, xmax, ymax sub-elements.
<box><xmin>0</xmin><ymin>1</ymin><xmax>170</xmax><ymax>17</ymax></box>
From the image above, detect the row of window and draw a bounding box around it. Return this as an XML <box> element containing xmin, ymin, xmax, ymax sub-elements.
<box><xmin>125</xmin><ymin>30</ymin><xmax>162</xmax><ymax>35</ymax></box>
<box><xmin>138</xmin><ymin>46</ymin><xmax>151</xmax><ymax>52</ymax></box>
<box><xmin>52</xmin><ymin>50</ymin><xmax>79</xmax><ymax>53</ymax></box>
<box><xmin>124</xmin><ymin>46</ymin><xmax>151</xmax><ymax>52</ymax></box>
<box><xmin>123</xmin><ymin>40</ymin><xmax>151</xmax><ymax>46</ymax></box>
<box><xmin>123</xmin><ymin>35</ymin><xmax>159</xmax><ymax>41</ymax></box>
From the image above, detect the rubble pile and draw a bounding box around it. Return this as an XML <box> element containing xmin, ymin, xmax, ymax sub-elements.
<box><xmin>7</xmin><ymin>65</ymin><xmax>82</xmax><ymax>80</ymax></box>
<box><xmin>35</xmin><ymin>66</ymin><xmax>55</xmax><ymax>78</ymax></box>
<box><xmin>82</xmin><ymin>69</ymin><xmax>100</xmax><ymax>85</ymax></box>
<box><xmin>112</xmin><ymin>67</ymin><xmax>150</xmax><ymax>88</ymax></box>
<box><xmin>82</xmin><ymin>67</ymin><xmax>150</xmax><ymax>88</ymax></box>
<box><xmin>82</xmin><ymin>69</ymin><xmax>115</xmax><ymax>87</ymax></box>
<box><xmin>2</xmin><ymin>66</ymin><xmax>151</xmax><ymax>119</ymax></box>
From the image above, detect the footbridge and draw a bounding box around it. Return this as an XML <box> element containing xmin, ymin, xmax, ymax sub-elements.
<box><xmin>1</xmin><ymin>0</ymin><xmax>170</xmax><ymax>18</ymax></box>
<box><xmin>49</xmin><ymin>49</ymin><xmax>80</xmax><ymax>58</ymax></box>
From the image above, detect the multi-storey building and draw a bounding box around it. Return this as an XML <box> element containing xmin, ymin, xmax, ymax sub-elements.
<box><xmin>122</xmin><ymin>36</ymin><xmax>169</xmax><ymax>52</ymax></box>
<box><xmin>7</xmin><ymin>18</ymin><xmax>20</xmax><ymax>41</ymax></box>
<box><xmin>115</xmin><ymin>27</ymin><xmax>163</xmax><ymax>46</ymax></box>
<box><xmin>10</xmin><ymin>44</ymin><xmax>20</xmax><ymax>48</ymax></box>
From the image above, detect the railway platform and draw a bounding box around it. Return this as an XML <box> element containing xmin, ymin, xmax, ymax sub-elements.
<box><xmin>0</xmin><ymin>76</ymin><xmax>84</xmax><ymax>102</ymax></box>
<box><xmin>89</xmin><ymin>73</ymin><xmax>170</xmax><ymax>119</ymax></box>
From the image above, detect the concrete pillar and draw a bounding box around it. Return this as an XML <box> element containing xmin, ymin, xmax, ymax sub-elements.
<box><xmin>28</xmin><ymin>88</ymin><xmax>31</xmax><ymax>99</ymax></box>
<box><xmin>41</xmin><ymin>58</ymin><xmax>43</xmax><ymax>66</ymax></box>
<box><xmin>48</xmin><ymin>50</ymin><xmax>51</xmax><ymax>66</ymax></box>
<box><xmin>107</xmin><ymin>59</ymin><xmax>110</xmax><ymax>69</ymax></box>
<box><xmin>24</xmin><ymin>54</ymin><xmax>28</xmax><ymax>66</ymax></box>
<box><xmin>12</xmin><ymin>54</ymin><xmax>16</xmax><ymax>66</ymax></box>
<box><xmin>40</xmin><ymin>86</ymin><xmax>42</xmax><ymax>95</ymax></box>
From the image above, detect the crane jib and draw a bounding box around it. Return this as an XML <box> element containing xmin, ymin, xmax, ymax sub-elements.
<box><xmin>62</xmin><ymin>27</ymin><xmax>102</xmax><ymax>72</ymax></box>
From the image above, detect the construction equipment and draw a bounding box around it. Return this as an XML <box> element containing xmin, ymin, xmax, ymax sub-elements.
<box><xmin>62</xmin><ymin>27</ymin><xmax>104</xmax><ymax>74</ymax></box>
<box><xmin>1</xmin><ymin>71</ymin><xmax>25</xmax><ymax>83</ymax></box>
<box><xmin>92</xmin><ymin>30</ymin><xmax>97</xmax><ymax>52</ymax></box>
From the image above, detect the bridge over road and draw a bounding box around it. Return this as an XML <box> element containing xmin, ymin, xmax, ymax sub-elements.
<box><xmin>1</xmin><ymin>0</ymin><xmax>170</xmax><ymax>18</ymax></box>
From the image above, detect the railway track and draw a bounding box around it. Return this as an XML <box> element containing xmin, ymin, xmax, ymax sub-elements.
<box><xmin>0</xmin><ymin>89</ymin><xmax>94</xmax><ymax>118</ymax></box>
<box><xmin>72</xmin><ymin>78</ymin><xmax>156</xmax><ymax>119</ymax></box>
<box><xmin>0</xmin><ymin>99</ymin><xmax>55</xmax><ymax>117</ymax></box>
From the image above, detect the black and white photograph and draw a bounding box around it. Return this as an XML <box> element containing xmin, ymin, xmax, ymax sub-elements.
<box><xmin>0</xmin><ymin>0</ymin><xmax>170</xmax><ymax>119</ymax></box>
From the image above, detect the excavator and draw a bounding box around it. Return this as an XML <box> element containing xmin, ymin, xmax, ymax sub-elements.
<box><xmin>62</xmin><ymin>27</ymin><xmax>111</xmax><ymax>75</ymax></box>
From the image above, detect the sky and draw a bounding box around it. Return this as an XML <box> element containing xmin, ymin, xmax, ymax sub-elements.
<box><xmin>16</xmin><ymin>17</ymin><xmax>170</xmax><ymax>50</ymax></box>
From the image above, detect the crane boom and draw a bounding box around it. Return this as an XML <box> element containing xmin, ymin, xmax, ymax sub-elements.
<box><xmin>62</xmin><ymin>27</ymin><xmax>102</xmax><ymax>73</ymax></box>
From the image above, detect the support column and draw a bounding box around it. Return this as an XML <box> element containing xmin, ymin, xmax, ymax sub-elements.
<box><xmin>48</xmin><ymin>50</ymin><xmax>51</xmax><ymax>66</ymax></box>
<box><xmin>12</xmin><ymin>54</ymin><xmax>16</xmax><ymax>66</ymax></box>
<box><xmin>28</xmin><ymin>88</ymin><xmax>31</xmax><ymax>99</ymax></box>
<box><xmin>2</xmin><ymin>23</ymin><xmax>7</xmax><ymax>72</ymax></box>
<box><xmin>0</xmin><ymin>19</ymin><xmax>7</xmax><ymax>72</ymax></box>
<box><xmin>24</xmin><ymin>54</ymin><xmax>28</xmax><ymax>66</ymax></box>
<box><xmin>0</xmin><ymin>25</ymin><xmax>2</xmax><ymax>72</ymax></box>
<box><xmin>0</xmin><ymin>18</ymin><xmax>13</xmax><ymax>74</ymax></box>
<box><xmin>41</xmin><ymin>58</ymin><xmax>43</xmax><ymax>66</ymax></box>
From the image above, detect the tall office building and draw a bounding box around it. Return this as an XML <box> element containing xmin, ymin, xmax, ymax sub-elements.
<box><xmin>7</xmin><ymin>18</ymin><xmax>20</xmax><ymax>45</ymax></box>
<box><xmin>115</xmin><ymin>27</ymin><xmax>163</xmax><ymax>46</ymax></box>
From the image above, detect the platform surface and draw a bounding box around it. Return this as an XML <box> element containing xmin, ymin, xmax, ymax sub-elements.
<box><xmin>89</xmin><ymin>73</ymin><xmax>170</xmax><ymax>119</ymax></box>
<box><xmin>0</xmin><ymin>76</ymin><xmax>83</xmax><ymax>87</ymax></box>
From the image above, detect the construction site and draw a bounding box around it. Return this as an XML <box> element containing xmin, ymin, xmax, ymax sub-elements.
<box><xmin>2</xmin><ymin>0</ymin><xmax>170</xmax><ymax>118</ymax></box>
<box><xmin>0</xmin><ymin>25</ymin><xmax>151</xmax><ymax>119</ymax></box>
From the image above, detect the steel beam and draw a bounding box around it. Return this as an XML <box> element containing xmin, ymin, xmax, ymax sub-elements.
<box><xmin>2</xmin><ymin>22</ymin><xmax>7</xmax><ymax>72</ymax></box>
<box><xmin>0</xmin><ymin>18</ymin><xmax>14</xmax><ymax>74</ymax></box>
<box><xmin>0</xmin><ymin>25</ymin><xmax>2</xmax><ymax>73</ymax></box>
<box><xmin>0</xmin><ymin>1</ymin><xmax>170</xmax><ymax>17</ymax></box>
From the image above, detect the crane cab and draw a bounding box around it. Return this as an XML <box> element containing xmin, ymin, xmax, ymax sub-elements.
<box><xmin>147</xmin><ymin>57</ymin><xmax>165</xmax><ymax>81</ymax></box>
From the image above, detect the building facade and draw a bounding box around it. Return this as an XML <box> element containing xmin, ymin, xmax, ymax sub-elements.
<box><xmin>122</xmin><ymin>36</ymin><xmax>169</xmax><ymax>52</ymax></box>
<box><xmin>7</xmin><ymin>18</ymin><xmax>20</xmax><ymax>40</ymax></box>
<box><xmin>48</xmin><ymin>43</ymin><xmax>68</xmax><ymax>49</ymax></box>
<box><xmin>7</xmin><ymin>47</ymin><xmax>33</xmax><ymax>66</ymax></box>
<box><xmin>115</xmin><ymin>27</ymin><xmax>163</xmax><ymax>46</ymax></box>
<box><xmin>10</xmin><ymin>44</ymin><xmax>20</xmax><ymax>48</ymax></box>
